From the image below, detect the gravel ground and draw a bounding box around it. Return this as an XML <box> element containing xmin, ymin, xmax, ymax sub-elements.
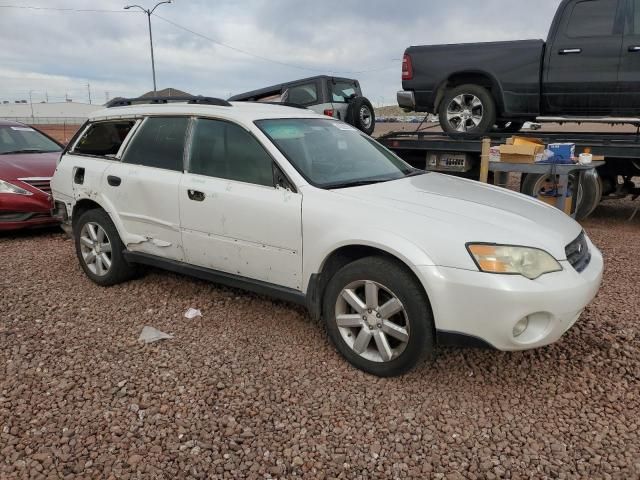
<box><xmin>1</xmin><ymin>197</ymin><xmax>639</xmax><ymax>479</ymax></box>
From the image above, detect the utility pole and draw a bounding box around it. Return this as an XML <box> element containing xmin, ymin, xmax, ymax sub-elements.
<box><xmin>45</xmin><ymin>91</ymin><xmax>49</xmax><ymax>103</ymax></box>
<box><xmin>105</xmin><ymin>91</ymin><xmax>110</xmax><ymax>103</ymax></box>
<box><xmin>28</xmin><ymin>90</ymin><xmax>35</xmax><ymax>121</ymax></box>
<box><xmin>87</xmin><ymin>83</ymin><xmax>92</xmax><ymax>104</ymax></box>
<box><xmin>124</xmin><ymin>1</ymin><xmax>172</xmax><ymax>94</ymax></box>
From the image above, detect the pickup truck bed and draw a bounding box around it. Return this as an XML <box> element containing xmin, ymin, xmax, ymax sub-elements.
<box><xmin>401</xmin><ymin>40</ymin><xmax>544</xmax><ymax>117</ymax></box>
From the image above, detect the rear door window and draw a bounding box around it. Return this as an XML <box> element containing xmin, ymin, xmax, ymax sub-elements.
<box><xmin>123</xmin><ymin>117</ymin><xmax>189</xmax><ymax>171</ymax></box>
<box><xmin>331</xmin><ymin>81</ymin><xmax>359</xmax><ymax>102</ymax></box>
<box><xmin>73</xmin><ymin>121</ymin><xmax>135</xmax><ymax>157</ymax></box>
<box><xmin>284</xmin><ymin>83</ymin><xmax>318</xmax><ymax>105</ymax></box>
<box><xmin>566</xmin><ymin>0</ymin><xmax>619</xmax><ymax>38</ymax></box>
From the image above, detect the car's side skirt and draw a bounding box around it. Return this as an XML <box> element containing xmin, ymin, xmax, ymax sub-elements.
<box><xmin>123</xmin><ymin>251</ymin><xmax>307</xmax><ymax>306</ymax></box>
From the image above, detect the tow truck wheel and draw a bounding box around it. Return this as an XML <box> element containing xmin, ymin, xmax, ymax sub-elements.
<box><xmin>521</xmin><ymin>169</ymin><xmax>602</xmax><ymax>220</ymax></box>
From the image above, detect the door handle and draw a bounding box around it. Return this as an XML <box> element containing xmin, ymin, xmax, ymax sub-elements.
<box><xmin>629</xmin><ymin>45</ymin><xmax>640</xmax><ymax>52</ymax></box>
<box><xmin>187</xmin><ymin>189</ymin><xmax>205</xmax><ymax>201</ymax></box>
<box><xmin>107</xmin><ymin>175</ymin><xmax>121</xmax><ymax>187</ymax></box>
<box><xmin>559</xmin><ymin>48</ymin><xmax>582</xmax><ymax>55</ymax></box>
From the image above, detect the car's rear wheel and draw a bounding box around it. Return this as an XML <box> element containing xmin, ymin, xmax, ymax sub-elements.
<box><xmin>439</xmin><ymin>84</ymin><xmax>496</xmax><ymax>135</ymax></box>
<box><xmin>346</xmin><ymin>97</ymin><xmax>376</xmax><ymax>135</ymax></box>
<box><xmin>521</xmin><ymin>169</ymin><xmax>602</xmax><ymax>220</ymax></box>
<box><xmin>323</xmin><ymin>256</ymin><xmax>434</xmax><ymax>377</ymax></box>
<box><xmin>74</xmin><ymin>208</ymin><xmax>136</xmax><ymax>286</ymax></box>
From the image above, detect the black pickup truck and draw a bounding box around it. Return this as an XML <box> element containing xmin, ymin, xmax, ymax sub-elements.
<box><xmin>398</xmin><ymin>0</ymin><xmax>640</xmax><ymax>134</ymax></box>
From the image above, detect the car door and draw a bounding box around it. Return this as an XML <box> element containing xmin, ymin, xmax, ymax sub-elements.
<box><xmin>180</xmin><ymin>118</ymin><xmax>303</xmax><ymax>290</ymax></box>
<box><xmin>543</xmin><ymin>0</ymin><xmax>625</xmax><ymax>114</ymax></box>
<box><xmin>618</xmin><ymin>0</ymin><xmax>640</xmax><ymax>112</ymax></box>
<box><xmin>102</xmin><ymin>116</ymin><xmax>189</xmax><ymax>261</ymax></box>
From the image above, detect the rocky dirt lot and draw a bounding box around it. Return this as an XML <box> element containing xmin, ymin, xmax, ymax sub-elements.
<box><xmin>1</xmin><ymin>198</ymin><xmax>639</xmax><ymax>480</ymax></box>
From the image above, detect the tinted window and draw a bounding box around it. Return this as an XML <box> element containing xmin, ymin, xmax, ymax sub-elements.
<box><xmin>189</xmin><ymin>119</ymin><xmax>274</xmax><ymax>187</ymax></box>
<box><xmin>631</xmin><ymin>0</ymin><xmax>640</xmax><ymax>33</ymax></box>
<box><xmin>566</xmin><ymin>0</ymin><xmax>618</xmax><ymax>38</ymax></box>
<box><xmin>284</xmin><ymin>83</ymin><xmax>318</xmax><ymax>105</ymax></box>
<box><xmin>123</xmin><ymin>117</ymin><xmax>189</xmax><ymax>171</ymax></box>
<box><xmin>73</xmin><ymin>121</ymin><xmax>134</xmax><ymax>157</ymax></box>
<box><xmin>0</xmin><ymin>125</ymin><xmax>61</xmax><ymax>154</ymax></box>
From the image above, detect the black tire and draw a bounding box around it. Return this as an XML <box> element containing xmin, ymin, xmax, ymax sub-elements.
<box><xmin>73</xmin><ymin>208</ymin><xmax>136</xmax><ymax>286</ymax></box>
<box><xmin>323</xmin><ymin>256</ymin><xmax>435</xmax><ymax>377</ymax></box>
<box><xmin>438</xmin><ymin>84</ymin><xmax>496</xmax><ymax>135</ymax></box>
<box><xmin>346</xmin><ymin>97</ymin><xmax>376</xmax><ymax>135</ymax></box>
<box><xmin>493</xmin><ymin>121</ymin><xmax>524</xmax><ymax>133</ymax></box>
<box><xmin>521</xmin><ymin>169</ymin><xmax>602</xmax><ymax>220</ymax></box>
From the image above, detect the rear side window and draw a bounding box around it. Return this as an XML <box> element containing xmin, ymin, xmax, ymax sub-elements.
<box><xmin>123</xmin><ymin>117</ymin><xmax>189</xmax><ymax>171</ymax></box>
<box><xmin>566</xmin><ymin>0</ymin><xmax>618</xmax><ymax>38</ymax></box>
<box><xmin>331</xmin><ymin>81</ymin><xmax>359</xmax><ymax>102</ymax></box>
<box><xmin>73</xmin><ymin>121</ymin><xmax>135</xmax><ymax>157</ymax></box>
<box><xmin>189</xmin><ymin>118</ymin><xmax>274</xmax><ymax>187</ymax></box>
<box><xmin>284</xmin><ymin>83</ymin><xmax>318</xmax><ymax>105</ymax></box>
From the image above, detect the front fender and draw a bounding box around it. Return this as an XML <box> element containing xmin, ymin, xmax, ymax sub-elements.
<box><xmin>302</xmin><ymin>228</ymin><xmax>436</xmax><ymax>292</ymax></box>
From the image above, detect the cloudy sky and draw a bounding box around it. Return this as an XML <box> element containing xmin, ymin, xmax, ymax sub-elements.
<box><xmin>0</xmin><ymin>0</ymin><xmax>561</xmax><ymax>106</ymax></box>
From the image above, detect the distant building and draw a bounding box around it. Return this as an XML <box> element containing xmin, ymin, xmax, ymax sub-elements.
<box><xmin>0</xmin><ymin>101</ymin><xmax>102</xmax><ymax>124</ymax></box>
<box><xmin>140</xmin><ymin>87</ymin><xmax>193</xmax><ymax>98</ymax></box>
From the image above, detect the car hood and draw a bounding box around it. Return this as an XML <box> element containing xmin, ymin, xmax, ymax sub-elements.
<box><xmin>331</xmin><ymin>173</ymin><xmax>583</xmax><ymax>262</ymax></box>
<box><xmin>0</xmin><ymin>151</ymin><xmax>60</xmax><ymax>180</ymax></box>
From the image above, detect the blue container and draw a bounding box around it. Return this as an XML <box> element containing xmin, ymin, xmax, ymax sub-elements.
<box><xmin>547</xmin><ymin>143</ymin><xmax>575</xmax><ymax>164</ymax></box>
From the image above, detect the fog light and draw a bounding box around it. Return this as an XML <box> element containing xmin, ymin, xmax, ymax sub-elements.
<box><xmin>513</xmin><ymin>317</ymin><xmax>529</xmax><ymax>338</ymax></box>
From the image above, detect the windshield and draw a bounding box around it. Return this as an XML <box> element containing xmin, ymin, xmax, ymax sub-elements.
<box><xmin>256</xmin><ymin>119</ymin><xmax>416</xmax><ymax>189</ymax></box>
<box><xmin>0</xmin><ymin>125</ymin><xmax>62</xmax><ymax>154</ymax></box>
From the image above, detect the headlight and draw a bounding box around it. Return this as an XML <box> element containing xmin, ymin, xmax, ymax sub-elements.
<box><xmin>0</xmin><ymin>179</ymin><xmax>32</xmax><ymax>195</ymax></box>
<box><xmin>467</xmin><ymin>244</ymin><xmax>562</xmax><ymax>280</ymax></box>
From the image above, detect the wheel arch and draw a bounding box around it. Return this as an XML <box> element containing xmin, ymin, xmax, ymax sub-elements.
<box><xmin>306</xmin><ymin>242</ymin><xmax>434</xmax><ymax>322</ymax></box>
<box><xmin>434</xmin><ymin>70</ymin><xmax>505</xmax><ymax>114</ymax></box>
<box><xmin>72</xmin><ymin>198</ymin><xmax>104</xmax><ymax>228</ymax></box>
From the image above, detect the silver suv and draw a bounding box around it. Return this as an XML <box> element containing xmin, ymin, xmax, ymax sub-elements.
<box><xmin>229</xmin><ymin>75</ymin><xmax>376</xmax><ymax>135</ymax></box>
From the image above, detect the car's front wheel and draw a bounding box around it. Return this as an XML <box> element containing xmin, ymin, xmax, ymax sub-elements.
<box><xmin>323</xmin><ymin>256</ymin><xmax>435</xmax><ymax>377</ymax></box>
<box><xmin>74</xmin><ymin>208</ymin><xmax>136</xmax><ymax>286</ymax></box>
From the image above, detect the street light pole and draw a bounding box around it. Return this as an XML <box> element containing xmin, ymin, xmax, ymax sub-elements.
<box><xmin>124</xmin><ymin>1</ymin><xmax>172</xmax><ymax>94</ymax></box>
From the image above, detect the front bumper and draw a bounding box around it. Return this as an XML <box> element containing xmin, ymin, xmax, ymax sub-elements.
<box><xmin>0</xmin><ymin>192</ymin><xmax>57</xmax><ymax>231</ymax></box>
<box><xmin>417</xmin><ymin>240</ymin><xmax>604</xmax><ymax>351</ymax></box>
<box><xmin>397</xmin><ymin>90</ymin><xmax>416</xmax><ymax>111</ymax></box>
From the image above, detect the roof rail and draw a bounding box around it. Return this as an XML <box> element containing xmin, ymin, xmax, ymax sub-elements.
<box><xmin>251</xmin><ymin>101</ymin><xmax>308</xmax><ymax>110</ymax></box>
<box><xmin>106</xmin><ymin>96</ymin><xmax>232</xmax><ymax>108</ymax></box>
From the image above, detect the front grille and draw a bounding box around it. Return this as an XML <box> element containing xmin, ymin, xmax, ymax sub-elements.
<box><xmin>19</xmin><ymin>177</ymin><xmax>52</xmax><ymax>195</ymax></box>
<box><xmin>565</xmin><ymin>231</ymin><xmax>591</xmax><ymax>273</ymax></box>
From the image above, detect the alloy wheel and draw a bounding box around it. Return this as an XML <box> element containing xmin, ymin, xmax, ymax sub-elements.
<box><xmin>79</xmin><ymin>222</ymin><xmax>112</xmax><ymax>276</ymax></box>
<box><xmin>446</xmin><ymin>94</ymin><xmax>484</xmax><ymax>132</ymax></box>
<box><xmin>335</xmin><ymin>280</ymin><xmax>410</xmax><ymax>363</ymax></box>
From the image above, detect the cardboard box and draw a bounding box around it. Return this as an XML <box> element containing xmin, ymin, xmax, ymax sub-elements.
<box><xmin>499</xmin><ymin>143</ymin><xmax>545</xmax><ymax>163</ymax></box>
<box><xmin>538</xmin><ymin>194</ymin><xmax>573</xmax><ymax>215</ymax></box>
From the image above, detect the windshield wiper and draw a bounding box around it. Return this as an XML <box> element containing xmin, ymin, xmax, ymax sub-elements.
<box><xmin>0</xmin><ymin>148</ymin><xmax>57</xmax><ymax>155</ymax></box>
<box><xmin>324</xmin><ymin>178</ymin><xmax>396</xmax><ymax>189</ymax></box>
<box><xmin>405</xmin><ymin>169</ymin><xmax>427</xmax><ymax>178</ymax></box>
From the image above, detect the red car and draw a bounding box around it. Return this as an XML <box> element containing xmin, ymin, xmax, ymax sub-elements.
<box><xmin>0</xmin><ymin>120</ymin><xmax>64</xmax><ymax>231</ymax></box>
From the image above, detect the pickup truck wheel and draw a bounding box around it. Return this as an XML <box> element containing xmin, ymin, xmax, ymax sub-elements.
<box><xmin>439</xmin><ymin>84</ymin><xmax>496</xmax><ymax>135</ymax></box>
<box><xmin>346</xmin><ymin>97</ymin><xmax>376</xmax><ymax>135</ymax></box>
<box><xmin>323</xmin><ymin>256</ymin><xmax>434</xmax><ymax>377</ymax></box>
<box><xmin>74</xmin><ymin>208</ymin><xmax>136</xmax><ymax>286</ymax></box>
<box><xmin>521</xmin><ymin>170</ymin><xmax>602</xmax><ymax>220</ymax></box>
<box><xmin>493</xmin><ymin>121</ymin><xmax>524</xmax><ymax>133</ymax></box>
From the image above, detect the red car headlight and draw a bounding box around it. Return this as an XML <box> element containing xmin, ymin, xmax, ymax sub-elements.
<box><xmin>0</xmin><ymin>179</ymin><xmax>33</xmax><ymax>195</ymax></box>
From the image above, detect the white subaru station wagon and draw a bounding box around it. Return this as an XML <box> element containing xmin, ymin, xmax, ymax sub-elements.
<box><xmin>51</xmin><ymin>97</ymin><xmax>603</xmax><ymax>377</ymax></box>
